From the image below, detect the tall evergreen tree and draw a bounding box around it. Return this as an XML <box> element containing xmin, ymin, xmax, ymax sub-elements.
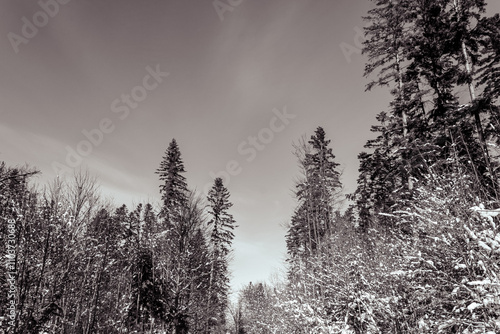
<box><xmin>286</xmin><ymin>127</ymin><xmax>342</xmax><ymax>259</ymax></box>
<box><xmin>407</xmin><ymin>0</ymin><xmax>496</xmax><ymax>192</ymax></box>
<box><xmin>187</xmin><ymin>228</ymin><xmax>212</xmax><ymax>333</ymax></box>
<box><xmin>156</xmin><ymin>139</ymin><xmax>192</xmax><ymax>333</ymax></box>
<box><xmin>206</xmin><ymin>177</ymin><xmax>236</xmax><ymax>333</ymax></box>
<box><xmin>349</xmin><ymin>112</ymin><xmax>406</xmax><ymax>230</ymax></box>
<box><xmin>477</xmin><ymin>13</ymin><xmax>500</xmax><ymax>102</ymax></box>
<box><xmin>363</xmin><ymin>0</ymin><xmax>429</xmax><ymax>192</ymax></box>
<box><xmin>168</xmin><ymin>193</ymin><xmax>207</xmax><ymax>334</ymax></box>
<box><xmin>156</xmin><ymin>139</ymin><xmax>189</xmax><ymax>224</ymax></box>
<box><xmin>353</xmin><ymin>0</ymin><xmax>500</xmax><ymax>230</ymax></box>
<box><xmin>207</xmin><ymin>178</ymin><xmax>236</xmax><ymax>258</ymax></box>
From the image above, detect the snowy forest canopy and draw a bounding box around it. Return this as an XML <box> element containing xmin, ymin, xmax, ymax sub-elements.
<box><xmin>2</xmin><ymin>0</ymin><xmax>500</xmax><ymax>333</ymax></box>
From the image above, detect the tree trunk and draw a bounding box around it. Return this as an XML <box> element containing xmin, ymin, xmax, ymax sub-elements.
<box><xmin>396</xmin><ymin>50</ymin><xmax>413</xmax><ymax>191</ymax></box>
<box><xmin>453</xmin><ymin>0</ymin><xmax>496</xmax><ymax>196</ymax></box>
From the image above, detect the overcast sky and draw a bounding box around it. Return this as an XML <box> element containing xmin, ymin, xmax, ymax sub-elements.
<box><xmin>2</xmin><ymin>0</ymin><xmax>499</xmax><ymax>295</ymax></box>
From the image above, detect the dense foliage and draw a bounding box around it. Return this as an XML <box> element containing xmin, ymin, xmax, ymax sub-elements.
<box><xmin>233</xmin><ymin>0</ymin><xmax>500</xmax><ymax>333</ymax></box>
<box><xmin>0</xmin><ymin>140</ymin><xmax>236</xmax><ymax>334</ymax></box>
<box><xmin>2</xmin><ymin>0</ymin><xmax>500</xmax><ymax>333</ymax></box>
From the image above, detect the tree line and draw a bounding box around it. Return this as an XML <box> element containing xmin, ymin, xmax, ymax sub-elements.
<box><xmin>233</xmin><ymin>0</ymin><xmax>500</xmax><ymax>333</ymax></box>
<box><xmin>2</xmin><ymin>0</ymin><xmax>500</xmax><ymax>332</ymax></box>
<box><xmin>0</xmin><ymin>139</ymin><xmax>236</xmax><ymax>334</ymax></box>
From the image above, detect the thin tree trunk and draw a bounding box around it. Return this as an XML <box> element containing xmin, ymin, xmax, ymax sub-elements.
<box><xmin>74</xmin><ymin>256</ymin><xmax>92</xmax><ymax>331</ymax></box>
<box><xmin>33</xmin><ymin>225</ymin><xmax>51</xmax><ymax>309</ymax></box>
<box><xmin>396</xmin><ymin>50</ymin><xmax>413</xmax><ymax>191</ymax></box>
<box><xmin>87</xmin><ymin>244</ymin><xmax>108</xmax><ymax>334</ymax></box>
<box><xmin>205</xmin><ymin>252</ymin><xmax>215</xmax><ymax>334</ymax></box>
<box><xmin>453</xmin><ymin>0</ymin><xmax>496</xmax><ymax>196</ymax></box>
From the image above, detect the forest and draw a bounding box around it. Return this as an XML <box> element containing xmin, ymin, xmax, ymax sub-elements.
<box><xmin>1</xmin><ymin>0</ymin><xmax>500</xmax><ymax>333</ymax></box>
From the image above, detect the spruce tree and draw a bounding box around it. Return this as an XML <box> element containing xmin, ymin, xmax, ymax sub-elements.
<box><xmin>156</xmin><ymin>138</ymin><xmax>189</xmax><ymax>224</ymax></box>
<box><xmin>349</xmin><ymin>112</ymin><xmax>406</xmax><ymax>230</ymax></box>
<box><xmin>187</xmin><ymin>228</ymin><xmax>212</xmax><ymax>333</ymax></box>
<box><xmin>156</xmin><ymin>139</ymin><xmax>193</xmax><ymax>333</ymax></box>
<box><xmin>206</xmin><ymin>177</ymin><xmax>236</xmax><ymax>333</ymax></box>
<box><xmin>354</xmin><ymin>0</ymin><xmax>500</xmax><ymax>230</ymax></box>
<box><xmin>286</xmin><ymin>127</ymin><xmax>342</xmax><ymax>259</ymax></box>
<box><xmin>477</xmin><ymin>13</ymin><xmax>500</xmax><ymax>102</ymax></box>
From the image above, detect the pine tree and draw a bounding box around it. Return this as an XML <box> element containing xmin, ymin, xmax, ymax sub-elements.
<box><xmin>156</xmin><ymin>139</ymin><xmax>189</xmax><ymax>224</ymax></box>
<box><xmin>354</xmin><ymin>0</ymin><xmax>500</xmax><ymax>230</ymax></box>
<box><xmin>124</xmin><ymin>204</ymin><xmax>166</xmax><ymax>331</ymax></box>
<box><xmin>169</xmin><ymin>193</ymin><xmax>207</xmax><ymax>334</ymax></box>
<box><xmin>349</xmin><ymin>112</ymin><xmax>405</xmax><ymax>230</ymax></box>
<box><xmin>207</xmin><ymin>178</ymin><xmax>236</xmax><ymax>258</ymax></box>
<box><xmin>302</xmin><ymin>127</ymin><xmax>342</xmax><ymax>235</ymax></box>
<box><xmin>363</xmin><ymin>0</ymin><xmax>429</xmax><ymax>194</ymax></box>
<box><xmin>187</xmin><ymin>228</ymin><xmax>211</xmax><ymax>333</ymax></box>
<box><xmin>477</xmin><ymin>13</ymin><xmax>500</xmax><ymax>102</ymax></box>
<box><xmin>286</xmin><ymin>127</ymin><xmax>342</xmax><ymax>258</ymax></box>
<box><xmin>476</xmin><ymin>13</ymin><xmax>500</xmax><ymax>194</ymax></box>
<box><xmin>155</xmin><ymin>139</ymin><xmax>193</xmax><ymax>332</ymax></box>
<box><xmin>407</xmin><ymin>0</ymin><xmax>496</xmax><ymax>191</ymax></box>
<box><xmin>142</xmin><ymin>202</ymin><xmax>157</xmax><ymax>242</ymax></box>
<box><xmin>206</xmin><ymin>177</ymin><xmax>236</xmax><ymax>333</ymax></box>
<box><xmin>127</xmin><ymin>246</ymin><xmax>165</xmax><ymax>330</ymax></box>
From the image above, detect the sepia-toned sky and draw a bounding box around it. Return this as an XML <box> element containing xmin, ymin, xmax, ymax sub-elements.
<box><xmin>2</xmin><ymin>0</ymin><xmax>499</xmax><ymax>295</ymax></box>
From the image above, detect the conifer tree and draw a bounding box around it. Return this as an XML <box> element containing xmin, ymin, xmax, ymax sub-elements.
<box><xmin>156</xmin><ymin>139</ymin><xmax>193</xmax><ymax>333</ymax></box>
<box><xmin>363</xmin><ymin>0</ymin><xmax>428</xmax><ymax>194</ymax></box>
<box><xmin>207</xmin><ymin>178</ymin><xmax>236</xmax><ymax>257</ymax></box>
<box><xmin>127</xmin><ymin>246</ymin><xmax>165</xmax><ymax>330</ymax></box>
<box><xmin>187</xmin><ymin>228</ymin><xmax>212</xmax><ymax>333</ymax></box>
<box><xmin>206</xmin><ymin>177</ymin><xmax>236</xmax><ymax>333</ymax></box>
<box><xmin>349</xmin><ymin>112</ymin><xmax>405</xmax><ymax>230</ymax></box>
<box><xmin>169</xmin><ymin>193</ymin><xmax>207</xmax><ymax>334</ymax></box>
<box><xmin>354</xmin><ymin>0</ymin><xmax>500</xmax><ymax>230</ymax></box>
<box><xmin>156</xmin><ymin>139</ymin><xmax>189</xmax><ymax>224</ymax></box>
<box><xmin>407</xmin><ymin>0</ymin><xmax>496</xmax><ymax>191</ymax></box>
<box><xmin>124</xmin><ymin>204</ymin><xmax>166</xmax><ymax>331</ymax></box>
<box><xmin>477</xmin><ymin>13</ymin><xmax>500</xmax><ymax>102</ymax></box>
<box><xmin>286</xmin><ymin>127</ymin><xmax>342</xmax><ymax>258</ymax></box>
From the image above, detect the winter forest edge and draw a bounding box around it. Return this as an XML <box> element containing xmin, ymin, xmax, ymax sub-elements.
<box><xmin>2</xmin><ymin>0</ymin><xmax>500</xmax><ymax>333</ymax></box>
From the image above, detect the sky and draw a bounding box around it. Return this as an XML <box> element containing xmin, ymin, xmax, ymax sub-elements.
<box><xmin>2</xmin><ymin>0</ymin><xmax>499</xmax><ymax>296</ymax></box>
